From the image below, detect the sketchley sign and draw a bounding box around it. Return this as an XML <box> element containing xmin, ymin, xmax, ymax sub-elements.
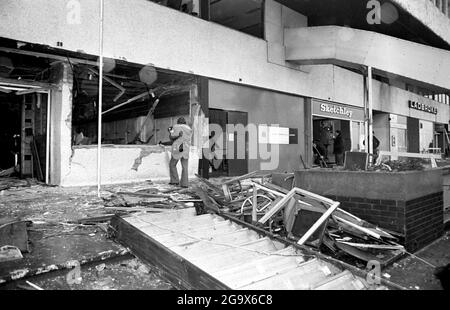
<box><xmin>312</xmin><ymin>100</ymin><xmax>365</xmax><ymax>122</ymax></box>
<box><xmin>409</xmin><ymin>100</ymin><xmax>438</xmax><ymax>115</ymax></box>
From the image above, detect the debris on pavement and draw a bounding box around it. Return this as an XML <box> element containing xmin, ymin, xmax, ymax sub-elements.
<box><xmin>194</xmin><ymin>172</ymin><xmax>406</xmax><ymax>269</ymax></box>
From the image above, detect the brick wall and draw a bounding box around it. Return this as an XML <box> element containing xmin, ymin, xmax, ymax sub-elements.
<box><xmin>325</xmin><ymin>192</ymin><xmax>444</xmax><ymax>252</ymax></box>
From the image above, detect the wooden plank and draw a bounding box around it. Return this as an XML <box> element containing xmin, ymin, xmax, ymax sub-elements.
<box><xmin>30</xmin><ymin>137</ymin><xmax>44</xmax><ymax>182</ymax></box>
<box><xmin>336</xmin><ymin>241</ymin><xmax>405</xmax><ymax>251</ymax></box>
<box><xmin>222</xmin><ymin>171</ymin><xmax>259</xmax><ymax>185</ymax></box>
<box><xmin>298</xmin><ymin>202</ymin><xmax>340</xmax><ymax>245</ymax></box>
<box><xmin>258</xmin><ymin>188</ymin><xmax>297</xmax><ymax>224</ymax></box>
<box><xmin>334</xmin><ymin>216</ymin><xmax>382</xmax><ymax>239</ymax></box>
<box><xmin>116</xmin><ymin>191</ymin><xmax>171</xmax><ymax>198</ymax></box>
<box><xmin>110</xmin><ymin>216</ymin><xmax>230</xmax><ymax>290</ymax></box>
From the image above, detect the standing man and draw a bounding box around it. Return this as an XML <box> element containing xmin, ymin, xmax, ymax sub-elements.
<box><xmin>165</xmin><ymin>117</ymin><xmax>192</xmax><ymax>188</ymax></box>
<box><xmin>333</xmin><ymin>130</ymin><xmax>344</xmax><ymax>166</ymax></box>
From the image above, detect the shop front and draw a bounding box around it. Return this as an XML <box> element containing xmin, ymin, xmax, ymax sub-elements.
<box><xmin>372</xmin><ymin>95</ymin><xmax>449</xmax><ymax>161</ymax></box>
<box><xmin>311</xmin><ymin>99</ymin><xmax>365</xmax><ymax>166</ymax></box>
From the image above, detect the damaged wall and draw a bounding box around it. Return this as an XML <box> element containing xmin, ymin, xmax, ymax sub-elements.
<box><xmin>61</xmin><ymin>145</ymin><xmax>200</xmax><ymax>187</ymax></box>
<box><xmin>49</xmin><ymin>62</ymin><xmax>73</xmax><ymax>185</ymax></box>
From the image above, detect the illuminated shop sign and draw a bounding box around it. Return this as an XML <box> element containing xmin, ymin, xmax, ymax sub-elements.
<box><xmin>409</xmin><ymin>100</ymin><xmax>438</xmax><ymax>115</ymax></box>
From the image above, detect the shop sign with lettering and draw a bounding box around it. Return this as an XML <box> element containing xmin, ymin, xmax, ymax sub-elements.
<box><xmin>408</xmin><ymin>100</ymin><xmax>438</xmax><ymax>115</ymax></box>
<box><xmin>312</xmin><ymin>100</ymin><xmax>365</xmax><ymax>122</ymax></box>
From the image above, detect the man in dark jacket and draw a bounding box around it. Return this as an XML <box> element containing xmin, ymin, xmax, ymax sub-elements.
<box><xmin>333</xmin><ymin>130</ymin><xmax>344</xmax><ymax>166</ymax></box>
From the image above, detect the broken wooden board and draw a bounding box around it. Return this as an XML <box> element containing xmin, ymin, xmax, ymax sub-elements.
<box><xmin>111</xmin><ymin>208</ymin><xmax>392</xmax><ymax>290</ymax></box>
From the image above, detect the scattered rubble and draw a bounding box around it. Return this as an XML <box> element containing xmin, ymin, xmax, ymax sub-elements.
<box><xmin>193</xmin><ymin>172</ymin><xmax>406</xmax><ymax>269</ymax></box>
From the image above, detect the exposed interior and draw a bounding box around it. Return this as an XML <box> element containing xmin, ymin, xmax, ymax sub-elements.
<box><xmin>71</xmin><ymin>62</ymin><xmax>201</xmax><ymax>147</ymax></box>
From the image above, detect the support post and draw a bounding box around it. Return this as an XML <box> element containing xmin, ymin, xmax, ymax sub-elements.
<box><xmin>367</xmin><ymin>66</ymin><xmax>374</xmax><ymax>161</ymax></box>
<box><xmin>252</xmin><ymin>186</ymin><xmax>258</xmax><ymax>224</ymax></box>
<box><xmin>45</xmin><ymin>92</ymin><xmax>51</xmax><ymax>184</ymax></box>
<box><xmin>97</xmin><ymin>0</ymin><xmax>104</xmax><ymax>198</ymax></box>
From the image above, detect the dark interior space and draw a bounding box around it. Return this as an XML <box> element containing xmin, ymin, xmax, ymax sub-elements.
<box><xmin>313</xmin><ymin>117</ymin><xmax>351</xmax><ymax>166</ymax></box>
<box><xmin>71</xmin><ymin>62</ymin><xmax>198</xmax><ymax>145</ymax></box>
<box><xmin>0</xmin><ymin>92</ymin><xmax>21</xmax><ymax>171</ymax></box>
<box><xmin>209</xmin><ymin>0</ymin><xmax>264</xmax><ymax>38</ymax></box>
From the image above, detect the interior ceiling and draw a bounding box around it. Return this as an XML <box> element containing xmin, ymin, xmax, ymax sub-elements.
<box><xmin>275</xmin><ymin>0</ymin><xmax>450</xmax><ymax>51</ymax></box>
<box><xmin>0</xmin><ymin>51</ymin><xmax>52</xmax><ymax>82</ymax></box>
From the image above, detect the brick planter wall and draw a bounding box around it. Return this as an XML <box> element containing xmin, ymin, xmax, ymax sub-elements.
<box><xmin>291</xmin><ymin>169</ymin><xmax>445</xmax><ymax>252</ymax></box>
<box><xmin>323</xmin><ymin>192</ymin><xmax>443</xmax><ymax>252</ymax></box>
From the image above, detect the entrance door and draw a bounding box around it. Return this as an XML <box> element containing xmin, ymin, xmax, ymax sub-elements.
<box><xmin>226</xmin><ymin>111</ymin><xmax>248</xmax><ymax>177</ymax></box>
<box><xmin>208</xmin><ymin>108</ymin><xmax>248</xmax><ymax>177</ymax></box>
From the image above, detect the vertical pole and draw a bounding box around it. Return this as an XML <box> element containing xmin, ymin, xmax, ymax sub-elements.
<box><xmin>368</xmin><ymin>66</ymin><xmax>374</xmax><ymax>159</ymax></box>
<box><xmin>45</xmin><ymin>92</ymin><xmax>51</xmax><ymax>184</ymax></box>
<box><xmin>364</xmin><ymin>74</ymin><xmax>369</xmax><ymax>154</ymax></box>
<box><xmin>97</xmin><ymin>0</ymin><xmax>104</xmax><ymax>198</ymax></box>
<box><xmin>252</xmin><ymin>185</ymin><xmax>258</xmax><ymax>224</ymax></box>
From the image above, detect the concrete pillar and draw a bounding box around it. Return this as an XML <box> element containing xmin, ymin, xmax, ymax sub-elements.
<box><xmin>49</xmin><ymin>63</ymin><xmax>73</xmax><ymax>185</ymax></box>
<box><xmin>304</xmin><ymin>98</ymin><xmax>313</xmax><ymax>168</ymax></box>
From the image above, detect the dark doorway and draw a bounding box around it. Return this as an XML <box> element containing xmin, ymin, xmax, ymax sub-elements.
<box><xmin>407</xmin><ymin>117</ymin><xmax>420</xmax><ymax>153</ymax></box>
<box><xmin>0</xmin><ymin>92</ymin><xmax>21</xmax><ymax>171</ymax></box>
<box><xmin>0</xmin><ymin>90</ymin><xmax>48</xmax><ymax>181</ymax></box>
<box><xmin>208</xmin><ymin>108</ymin><xmax>248</xmax><ymax>177</ymax></box>
<box><xmin>312</xmin><ymin>117</ymin><xmax>351</xmax><ymax>166</ymax></box>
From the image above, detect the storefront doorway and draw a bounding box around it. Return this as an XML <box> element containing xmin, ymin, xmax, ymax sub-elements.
<box><xmin>312</xmin><ymin>117</ymin><xmax>351</xmax><ymax>165</ymax></box>
<box><xmin>0</xmin><ymin>84</ymin><xmax>50</xmax><ymax>182</ymax></box>
<box><xmin>208</xmin><ymin>108</ymin><xmax>248</xmax><ymax>177</ymax></box>
<box><xmin>311</xmin><ymin>100</ymin><xmax>365</xmax><ymax>167</ymax></box>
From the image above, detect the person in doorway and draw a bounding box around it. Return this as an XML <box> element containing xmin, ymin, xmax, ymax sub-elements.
<box><xmin>320</xmin><ymin>125</ymin><xmax>333</xmax><ymax>161</ymax></box>
<box><xmin>160</xmin><ymin>117</ymin><xmax>193</xmax><ymax>188</ymax></box>
<box><xmin>333</xmin><ymin>130</ymin><xmax>344</xmax><ymax>166</ymax></box>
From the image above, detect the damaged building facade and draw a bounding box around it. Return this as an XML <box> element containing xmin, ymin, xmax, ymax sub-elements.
<box><xmin>0</xmin><ymin>0</ymin><xmax>450</xmax><ymax>187</ymax></box>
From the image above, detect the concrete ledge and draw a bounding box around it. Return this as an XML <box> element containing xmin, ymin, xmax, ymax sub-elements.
<box><xmin>294</xmin><ymin>168</ymin><xmax>443</xmax><ymax>201</ymax></box>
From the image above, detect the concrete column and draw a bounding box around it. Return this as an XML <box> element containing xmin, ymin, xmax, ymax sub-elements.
<box><xmin>368</xmin><ymin>67</ymin><xmax>374</xmax><ymax>158</ymax></box>
<box><xmin>304</xmin><ymin>98</ymin><xmax>313</xmax><ymax>168</ymax></box>
<box><xmin>49</xmin><ymin>63</ymin><xmax>73</xmax><ymax>185</ymax></box>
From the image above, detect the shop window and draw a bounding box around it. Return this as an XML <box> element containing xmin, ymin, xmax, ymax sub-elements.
<box><xmin>209</xmin><ymin>0</ymin><xmax>264</xmax><ymax>38</ymax></box>
<box><xmin>71</xmin><ymin>63</ymin><xmax>204</xmax><ymax>148</ymax></box>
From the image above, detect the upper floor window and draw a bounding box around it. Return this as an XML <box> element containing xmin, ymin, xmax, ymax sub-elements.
<box><xmin>209</xmin><ymin>0</ymin><xmax>264</xmax><ymax>38</ymax></box>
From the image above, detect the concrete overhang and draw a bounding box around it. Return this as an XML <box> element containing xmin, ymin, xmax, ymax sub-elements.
<box><xmin>285</xmin><ymin>26</ymin><xmax>450</xmax><ymax>92</ymax></box>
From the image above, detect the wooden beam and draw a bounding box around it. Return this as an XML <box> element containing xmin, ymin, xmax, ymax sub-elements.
<box><xmin>0</xmin><ymin>77</ymin><xmax>57</xmax><ymax>89</ymax></box>
<box><xmin>298</xmin><ymin>202</ymin><xmax>340</xmax><ymax>245</ymax></box>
